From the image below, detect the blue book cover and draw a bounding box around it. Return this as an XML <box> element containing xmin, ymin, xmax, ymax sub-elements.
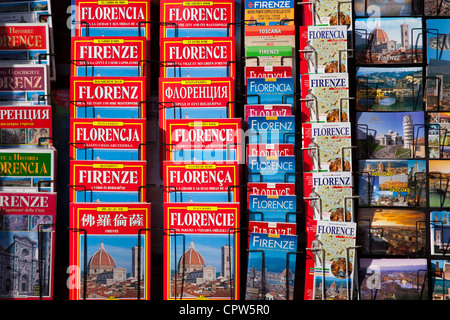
<box><xmin>247</xmin><ymin>116</ymin><xmax>296</xmax><ymax>145</ymax></box>
<box><xmin>248</xmin><ymin>194</ymin><xmax>297</xmax><ymax>223</ymax></box>
<box><xmin>246</xmin><ymin>77</ymin><xmax>295</xmax><ymax>106</ymax></box>
<box><xmin>247</xmin><ymin>155</ymin><xmax>296</xmax><ymax>183</ymax></box>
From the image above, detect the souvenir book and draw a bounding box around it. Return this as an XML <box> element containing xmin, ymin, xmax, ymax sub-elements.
<box><xmin>245</xmin><ymin>66</ymin><xmax>292</xmax><ymax>85</ymax></box>
<box><xmin>428</xmin><ymin>113</ymin><xmax>450</xmax><ymax>158</ymax></box>
<box><xmin>164</xmin><ymin>118</ymin><xmax>242</xmax><ymax>162</ymax></box>
<box><xmin>357</xmin><ymin>208</ymin><xmax>426</xmax><ymax>256</ymax></box>
<box><xmin>70</xmin><ymin>76</ymin><xmax>147</xmax><ymax>119</ymax></box>
<box><xmin>300</xmin><ymin>73</ymin><xmax>350</xmax><ymax>123</ymax></box>
<box><xmin>69</xmin><ymin>202</ymin><xmax>151</xmax><ymax>300</ymax></box>
<box><xmin>302</xmin><ymin>122</ymin><xmax>352</xmax><ymax>173</ymax></box>
<box><xmin>162</xmin><ymin>161</ymin><xmax>241</xmax><ymax>203</ymax></box>
<box><xmin>356</xmin><ymin>66</ymin><xmax>423</xmax><ymax>112</ymax></box>
<box><xmin>304</xmin><ymin>219</ymin><xmax>357</xmax><ymax>300</ymax></box>
<box><xmin>70</xmin><ymin>36</ymin><xmax>147</xmax><ymax>77</ymax></box>
<box><xmin>244</xmin><ymin>104</ymin><xmax>292</xmax><ymax>123</ymax></box>
<box><xmin>246</xmin><ymin>143</ymin><xmax>294</xmax><ymax>159</ymax></box>
<box><xmin>246</xmin><ymin>232</ymin><xmax>297</xmax><ymax>300</ymax></box>
<box><xmin>303</xmin><ymin>171</ymin><xmax>354</xmax><ymax>222</ymax></box>
<box><xmin>0</xmin><ymin>191</ymin><xmax>56</xmax><ymax>300</ymax></box>
<box><xmin>0</xmin><ymin>148</ymin><xmax>55</xmax><ymax>192</ymax></box>
<box><xmin>248</xmin><ymin>221</ymin><xmax>297</xmax><ymax>236</ymax></box>
<box><xmin>300</xmin><ymin>0</ymin><xmax>352</xmax><ymax>28</ymax></box>
<box><xmin>429</xmin><ymin>160</ymin><xmax>450</xmax><ymax>207</ymax></box>
<box><xmin>0</xmin><ymin>64</ymin><xmax>49</xmax><ymax>105</ymax></box>
<box><xmin>160</xmin><ymin>0</ymin><xmax>235</xmax><ymax>38</ymax></box>
<box><xmin>358</xmin><ymin>159</ymin><xmax>427</xmax><ymax>207</ymax></box>
<box><xmin>354</xmin><ymin>17</ymin><xmax>423</xmax><ymax>65</ymax></box>
<box><xmin>244</xmin><ymin>0</ymin><xmax>295</xmax><ymax>26</ymax></box>
<box><xmin>247</xmin><ymin>182</ymin><xmax>295</xmax><ymax>209</ymax></box>
<box><xmin>69</xmin><ymin>118</ymin><xmax>146</xmax><ymax>161</ymax></box>
<box><xmin>426</xmin><ymin>19</ymin><xmax>450</xmax><ymax>63</ymax></box>
<box><xmin>245</xmin><ymin>45</ymin><xmax>294</xmax><ymax>68</ymax></box>
<box><xmin>299</xmin><ymin>25</ymin><xmax>348</xmax><ymax>74</ymax></box>
<box><xmin>160</xmin><ymin>37</ymin><xmax>235</xmax><ymax>78</ymax></box>
<box><xmin>430</xmin><ymin>211</ymin><xmax>450</xmax><ymax>256</ymax></box>
<box><xmin>163</xmin><ymin>202</ymin><xmax>240</xmax><ymax>300</ymax></box>
<box><xmin>244</xmin><ymin>25</ymin><xmax>295</xmax><ymax>48</ymax></box>
<box><xmin>246</xmin><ymin>77</ymin><xmax>294</xmax><ymax>106</ymax></box>
<box><xmin>158</xmin><ymin>77</ymin><xmax>234</xmax><ymax>142</ymax></box>
<box><xmin>0</xmin><ymin>105</ymin><xmax>52</xmax><ymax>147</ymax></box>
<box><xmin>247</xmin><ymin>116</ymin><xmax>295</xmax><ymax>145</ymax></box>
<box><xmin>356</xmin><ymin>111</ymin><xmax>425</xmax><ymax>159</ymax></box>
<box><xmin>359</xmin><ymin>258</ymin><xmax>428</xmax><ymax>300</ymax></box>
<box><xmin>69</xmin><ymin>160</ymin><xmax>146</xmax><ymax>203</ymax></box>
<box><xmin>71</xmin><ymin>0</ymin><xmax>151</xmax><ymax>41</ymax></box>
<box><xmin>354</xmin><ymin>0</ymin><xmax>422</xmax><ymax>16</ymax></box>
<box><xmin>247</xmin><ymin>155</ymin><xmax>296</xmax><ymax>183</ymax></box>
<box><xmin>426</xmin><ymin>59</ymin><xmax>450</xmax><ymax>111</ymax></box>
<box><xmin>431</xmin><ymin>259</ymin><xmax>450</xmax><ymax>300</ymax></box>
<box><xmin>248</xmin><ymin>194</ymin><xmax>297</xmax><ymax>223</ymax></box>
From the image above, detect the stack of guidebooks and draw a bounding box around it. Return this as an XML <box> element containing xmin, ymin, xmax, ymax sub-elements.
<box><xmin>159</xmin><ymin>0</ymin><xmax>241</xmax><ymax>301</ymax></box>
<box><xmin>68</xmin><ymin>0</ymin><xmax>151</xmax><ymax>300</ymax></box>
<box><xmin>243</xmin><ymin>0</ymin><xmax>298</xmax><ymax>301</ymax></box>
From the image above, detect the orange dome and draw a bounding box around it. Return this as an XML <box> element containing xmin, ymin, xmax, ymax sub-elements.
<box><xmin>369</xmin><ymin>24</ymin><xmax>389</xmax><ymax>45</ymax></box>
<box><xmin>178</xmin><ymin>240</ymin><xmax>205</xmax><ymax>273</ymax></box>
<box><xmin>88</xmin><ymin>241</ymin><xmax>115</xmax><ymax>272</ymax></box>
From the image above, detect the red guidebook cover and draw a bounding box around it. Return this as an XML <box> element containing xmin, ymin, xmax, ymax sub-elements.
<box><xmin>163</xmin><ymin>161</ymin><xmax>241</xmax><ymax>202</ymax></box>
<box><xmin>0</xmin><ymin>192</ymin><xmax>57</xmax><ymax>300</ymax></box>
<box><xmin>0</xmin><ymin>105</ymin><xmax>53</xmax><ymax>146</ymax></box>
<box><xmin>247</xmin><ymin>182</ymin><xmax>295</xmax><ymax>209</ymax></box>
<box><xmin>69</xmin><ymin>202</ymin><xmax>151</xmax><ymax>300</ymax></box>
<box><xmin>70</xmin><ymin>118</ymin><xmax>146</xmax><ymax>160</ymax></box>
<box><xmin>244</xmin><ymin>66</ymin><xmax>292</xmax><ymax>86</ymax></box>
<box><xmin>69</xmin><ymin>160</ymin><xmax>147</xmax><ymax>203</ymax></box>
<box><xmin>159</xmin><ymin>37</ymin><xmax>235</xmax><ymax>78</ymax></box>
<box><xmin>160</xmin><ymin>0</ymin><xmax>235</xmax><ymax>37</ymax></box>
<box><xmin>163</xmin><ymin>202</ymin><xmax>240</xmax><ymax>300</ymax></box>
<box><xmin>70</xmin><ymin>77</ymin><xmax>147</xmax><ymax>118</ymax></box>
<box><xmin>244</xmin><ymin>104</ymin><xmax>292</xmax><ymax>124</ymax></box>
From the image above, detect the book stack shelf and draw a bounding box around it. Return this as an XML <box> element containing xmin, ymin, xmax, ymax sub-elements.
<box><xmin>242</xmin><ymin>0</ymin><xmax>299</xmax><ymax>301</ymax></box>
<box><xmin>159</xmin><ymin>0</ymin><xmax>241</xmax><ymax>301</ymax></box>
<box><xmin>0</xmin><ymin>0</ymin><xmax>57</xmax><ymax>300</ymax></box>
<box><xmin>67</xmin><ymin>0</ymin><xmax>152</xmax><ymax>300</ymax></box>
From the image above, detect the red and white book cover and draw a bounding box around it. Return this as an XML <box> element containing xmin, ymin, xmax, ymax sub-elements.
<box><xmin>246</xmin><ymin>143</ymin><xmax>294</xmax><ymax>159</ymax></box>
<box><xmin>69</xmin><ymin>202</ymin><xmax>151</xmax><ymax>300</ymax></box>
<box><xmin>70</xmin><ymin>77</ymin><xmax>147</xmax><ymax>118</ymax></box>
<box><xmin>0</xmin><ymin>105</ymin><xmax>53</xmax><ymax>147</ymax></box>
<box><xmin>247</xmin><ymin>182</ymin><xmax>296</xmax><ymax>209</ymax></box>
<box><xmin>160</xmin><ymin>0</ymin><xmax>235</xmax><ymax>37</ymax></box>
<box><xmin>302</xmin><ymin>122</ymin><xmax>352</xmax><ymax>173</ymax></box>
<box><xmin>159</xmin><ymin>37</ymin><xmax>236</xmax><ymax>78</ymax></box>
<box><xmin>163</xmin><ymin>161</ymin><xmax>241</xmax><ymax>203</ymax></box>
<box><xmin>244</xmin><ymin>104</ymin><xmax>292</xmax><ymax>123</ymax></box>
<box><xmin>70</xmin><ymin>118</ymin><xmax>146</xmax><ymax>160</ymax></box>
<box><xmin>70</xmin><ymin>36</ymin><xmax>147</xmax><ymax>77</ymax></box>
<box><xmin>0</xmin><ymin>192</ymin><xmax>57</xmax><ymax>300</ymax></box>
<box><xmin>69</xmin><ymin>160</ymin><xmax>147</xmax><ymax>203</ymax></box>
<box><xmin>248</xmin><ymin>221</ymin><xmax>297</xmax><ymax>236</ymax></box>
<box><xmin>244</xmin><ymin>66</ymin><xmax>292</xmax><ymax>86</ymax></box>
<box><xmin>163</xmin><ymin>202</ymin><xmax>240</xmax><ymax>300</ymax></box>
<box><xmin>164</xmin><ymin>118</ymin><xmax>242</xmax><ymax>162</ymax></box>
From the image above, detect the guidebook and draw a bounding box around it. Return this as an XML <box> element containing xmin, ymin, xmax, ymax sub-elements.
<box><xmin>69</xmin><ymin>202</ymin><xmax>151</xmax><ymax>300</ymax></box>
<box><xmin>163</xmin><ymin>202</ymin><xmax>240</xmax><ymax>300</ymax></box>
<box><xmin>245</xmin><ymin>66</ymin><xmax>292</xmax><ymax>86</ymax></box>
<box><xmin>300</xmin><ymin>0</ymin><xmax>352</xmax><ymax>28</ymax></box>
<box><xmin>70</xmin><ymin>76</ymin><xmax>147</xmax><ymax>119</ymax></box>
<box><xmin>0</xmin><ymin>105</ymin><xmax>52</xmax><ymax>147</ymax></box>
<box><xmin>163</xmin><ymin>161</ymin><xmax>241</xmax><ymax>203</ymax></box>
<box><xmin>247</xmin><ymin>116</ymin><xmax>296</xmax><ymax>145</ymax></box>
<box><xmin>303</xmin><ymin>171</ymin><xmax>354</xmax><ymax>222</ymax></box>
<box><xmin>248</xmin><ymin>221</ymin><xmax>297</xmax><ymax>236</ymax></box>
<box><xmin>247</xmin><ymin>182</ymin><xmax>295</xmax><ymax>209</ymax></box>
<box><xmin>247</xmin><ymin>155</ymin><xmax>296</xmax><ymax>183</ymax></box>
<box><xmin>244</xmin><ymin>25</ymin><xmax>295</xmax><ymax>48</ymax></box>
<box><xmin>70</xmin><ymin>118</ymin><xmax>146</xmax><ymax>161</ymax></box>
<box><xmin>246</xmin><ymin>232</ymin><xmax>297</xmax><ymax>300</ymax></box>
<box><xmin>244</xmin><ymin>104</ymin><xmax>292</xmax><ymax>124</ymax></box>
<box><xmin>246</xmin><ymin>77</ymin><xmax>294</xmax><ymax>106</ymax></box>
<box><xmin>0</xmin><ymin>191</ymin><xmax>56</xmax><ymax>300</ymax></box>
<box><xmin>245</xmin><ymin>45</ymin><xmax>294</xmax><ymax>68</ymax></box>
<box><xmin>248</xmin><ymin>194</ymin><xmax>297</xmax><ymax>223</ymax></box>
<box><xmin>301</xmin><ymin>73</ymin><xmax>350</xmax><ymax>123</ymax></box>
<box><xmin>244</xmin><ymin>0</ymin><xmax>295</xmax><ymax>26</ymax></box>
<box><xmin>304</xmin><ymin>220</ymin><xmax>357</xmax><ymax>300</ymax></box>
<box><xmin>69</xmin><ymin>160</ymin><xmax>146</xmax><ymax>203</ymax></box>
<box><xmin>358</xmin><ymin>159</ymin><xmax>427</xmax><ymax>207</ymax></box>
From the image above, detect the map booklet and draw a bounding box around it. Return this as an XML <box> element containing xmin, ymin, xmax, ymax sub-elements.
<box><xmin>304</xmin><ymin>219</ymin><xmax>357</xmax><ymax>300</ymax></box>
<box><xmin>163</xmin><ymin>202</ymin><xmax>240</xmax><ymax>300</ymax></box>
<box><xmin>69</xmin><ymin>202</ymin><xmax>151</xmax><ymax>300</ymax></box>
